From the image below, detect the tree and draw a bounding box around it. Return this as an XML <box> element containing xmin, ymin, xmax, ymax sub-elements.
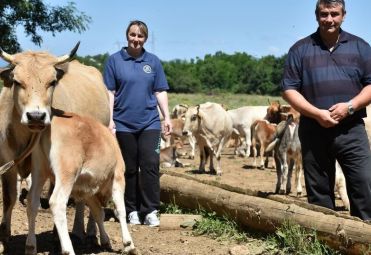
<box><xmin>0</xmin><ymin>0</ymin><xmax>91</xmax><ymax>53</ymax></box>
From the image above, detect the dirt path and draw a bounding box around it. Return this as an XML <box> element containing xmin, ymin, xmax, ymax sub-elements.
<box><xmin>1</xmin><ymin>146</ymin><xmax>348</xmax><ymax>254</ymax></box>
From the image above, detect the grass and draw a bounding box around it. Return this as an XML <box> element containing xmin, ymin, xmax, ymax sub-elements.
<box><xmin>160</xmin><ymin>203</ymin><xmax>343</xmax><ymax>254</ymax></box>
<box><xmin>168</xmin><ymin>92</ymin><xmax>282</xmax><ymax>110</ymax></box>
<box><xmin>266</xmin><ymin>220</ymin><xmax>339</xmax><ymax>255</ymax></box>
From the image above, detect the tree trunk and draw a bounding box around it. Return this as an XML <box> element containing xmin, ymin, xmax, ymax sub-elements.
<box><xmin>160</xmin><ymin>172</ymin><xmax>371</xmax><ymax>255</ymax></box>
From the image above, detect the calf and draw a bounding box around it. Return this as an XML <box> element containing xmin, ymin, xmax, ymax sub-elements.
<box><xmin>266</xmin><ymin>115</ymin><xmax>303</xmax><ymax>196</ymax></box>
<box><xmin>160</xmin><ymin>143</ymin><xmax>187</xmax><ymax>168</ymax></box>
<box><xmin>1</xmin><ymin>112</ymin><xmax>136</xmax><ymax>255</ymax></box>
<box><xmin>162</xmin><ymin>118</ymin><xmax>196</xmax><ymax>159</ymax></box>
<box><xmin>250</xmin><ymin>119</ymin><xmax>277</xmax><ymax>169</ymax></box>
<box><xmin>171</xmin><ymin>104</ymin><xmax>189</xmax><ymax>119</ymax></box>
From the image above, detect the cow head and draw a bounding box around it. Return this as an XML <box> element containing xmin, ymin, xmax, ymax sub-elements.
<box><xmin>182</xmin><ymin>105</ymin><xmax>201</xmax><ymax>136</ymax></box>
<box><xmin>0</xmin><ymin>42</ymin><xmax>80</xmax><ymax>132</ymax></box>
<box><xmin>266</xmin><ymin>100</ymin><xmax>282</xmax><ymax>124</ymax></box>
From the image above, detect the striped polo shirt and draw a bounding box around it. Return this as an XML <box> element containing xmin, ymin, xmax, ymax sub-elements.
<box><xmin>281</xmin><ymin>28</ymin><xmax>371</xmax><ymax>120</ymax></box>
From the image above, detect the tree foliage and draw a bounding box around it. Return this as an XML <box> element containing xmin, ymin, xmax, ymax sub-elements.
<box><xmin>0</xmin><ymin>0</ymin><xmax>91</xmax><ymax>53</ymax></box>
<box><xmin>162</xmin><ymin>52</ymin><xmax>287</xmax><ymax>96</ymax></box>
<box><xmin>78</xmin><ymin>51</ymin><xmax>287</xmax><ymax>96</ymax></box>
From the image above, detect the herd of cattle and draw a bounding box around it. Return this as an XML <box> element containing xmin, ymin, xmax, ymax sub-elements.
<box><xmin>161</xmin><ymin>100</ymin><xmax>371</xmax><ymax>213</ymax></box>
<box><xmin>0</xmin><ymin>46</ymin><xmax>369</xmax><ymax>254</ymax></box>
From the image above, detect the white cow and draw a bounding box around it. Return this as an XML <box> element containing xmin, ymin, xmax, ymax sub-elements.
<box><xmin>227</xmin><ymin>106</ymin><xmax>268</xmax><ymax>157</ymax></box>
<box><xmin>183</xmin><ymin>102</ymin><xmax>233</xmax><ymax>175</ymax></box>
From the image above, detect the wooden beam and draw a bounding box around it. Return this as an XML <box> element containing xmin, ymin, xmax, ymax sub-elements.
<box><xmin>160</xmin><ymin>173</ymin><xmax>371</xmax><ymax>255</ymax></box>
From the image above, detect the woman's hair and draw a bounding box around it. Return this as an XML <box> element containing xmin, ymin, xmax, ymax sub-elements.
<box><xmin>125</xmin><ymin>20</ymin><xmax>148</xmax><ymax>41</ymax></box>
<box><xmin>315</xmin><ymin>0</ymin><xmax>346</xmax><ymax>15</ymax></box>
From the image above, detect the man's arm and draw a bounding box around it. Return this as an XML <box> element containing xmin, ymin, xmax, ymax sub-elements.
<box><xmin>329</xmin><ymin>85</ymin><xmax>371</xmax><ymax>121</ymax></box>
<box><xmin>282</xmin><ymin>89</ymin><xmax>338</xmax><ymax>128</ymax></box>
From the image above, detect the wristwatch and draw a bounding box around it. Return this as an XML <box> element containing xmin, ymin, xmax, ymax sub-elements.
<box><xmin>347</xmin><ymin>100</ymin><xmax>355</xmax><ymax>115</ymax></box>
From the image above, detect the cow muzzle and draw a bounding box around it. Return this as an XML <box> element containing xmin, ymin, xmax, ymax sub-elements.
<box><xmin>22</xmin><ymin>110</ymin><xmax>50</xmax><ymax>132</ymax></box>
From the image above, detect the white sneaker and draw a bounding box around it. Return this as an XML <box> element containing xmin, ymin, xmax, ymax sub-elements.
<box><xmin>128</xmin><ymin>211</ymin><xmax>141</xmax><ymax>225</ymax></box>
<box><xmin>144</xmin><ymin>210</ymin><xmax>160</xmax><ymax>227</ymax></box>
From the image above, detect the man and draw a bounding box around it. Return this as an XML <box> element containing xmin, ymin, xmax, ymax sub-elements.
<box><xmin>281</xmin><ymin>0</ymin><xmax>371</xmax><ymax>220</ymax></box>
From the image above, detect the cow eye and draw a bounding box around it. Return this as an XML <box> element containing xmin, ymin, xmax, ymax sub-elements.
<box><xmin>191</xmin><ymin>114</ymin><xmax>198</xmax><ymax>121</ymax></box>
<box><xmin>49</xmin><ymin>80</ymin><xmax>57</xmax><ymax>87</ymax></box>
<box><xmin>13</xmin><ymin>80</ymin><xmax>23</xmax><ymax>88</ymax></box>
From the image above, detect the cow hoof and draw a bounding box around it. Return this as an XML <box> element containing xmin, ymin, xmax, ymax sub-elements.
<box><xmin>297</xmin><ymin>192</ymin><xmax>302</xmax><ymax>197</ymax></box>
<box><xmin>101</xmin><ymin>241</ymin><xmax>113</xmax><ymax>251</ymax></box>
<box><xmin>86</xmin><ymin>235</ymin><xmax>99</xmax><ymax>248</ymax></box>
<box><xmin>279</xmin><ymin>189</ymin><xmax>285</xmax><ymax>195</ymax></box>
<box><xmin>258</xmin><ymin>166</ymin><xmax>265</xmax><ymax>170</ymax></box>
<box><xmin>124</xmin><ymin>246</ymin><xmax>139</xmax><ymax>255</ymax></box>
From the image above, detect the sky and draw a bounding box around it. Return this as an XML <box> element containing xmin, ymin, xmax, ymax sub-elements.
<box><xmin>11</xmin><ymin>0</ymin><xmax>371</xmax><ymax>62</ymax></box>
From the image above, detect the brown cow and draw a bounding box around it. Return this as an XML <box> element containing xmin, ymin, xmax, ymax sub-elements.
<box><xmin>250</xmin><ymin>119</ymin><xmax>277</xmax><ymax>169</ymax></box>
<box><xmin>0</xmin><ymin>44</ymin><xmax>110</xmax><ymax>253</ymax></box>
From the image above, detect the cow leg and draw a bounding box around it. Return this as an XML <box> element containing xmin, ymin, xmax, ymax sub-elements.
<box><xmin>49</xmin><ymin>180</ymin><xmax>75</xmax><ymax>255</ymax></box>
<box><xmin>251</xmin><ymin>140</ymin><xmax>258</xmax><ymax>168</ymax></box>
<box><xmin>84</xmin><ymin>197</ymin><xmax>112</xmax><ymax>251</ymax></box>
<box><xmin>259</xmin><ymin>144</ymin><xmax>265</xmax><ymax>170</ymax></box>
<box><xmin>206</xmin><ymin>147</ymin><xmax>217</xmax><ymax>175</ymax></box>
<box><xmin>244</xmin><ymin>128</ymin><xmax>252</xmax><ymax>158</ymax></box>
<box><xmin>111</xmin><ymin>174</ymin><xmax>136</xmax><ymax>254</ymax></box>
<box><xmin>0</xmin><ymin>168</ymin><xmax>18</xmax><ymax>251</ymax></box>
<box><xmin>25</xmin><ymin>169</ymin><xmax>48</xmax><ymax>255</ymax></box>
<box><xmin>198</xmin><ymin>145</ymin><xmax>206</xmax><ymax>173</ymax></box>
<box><xmin>71</xmin><ymin>201</ymin><xmax>86</xmax><ymax>241</ymax></box>
<box><xmin>188</xmin><ymin>135</ymin><xmax>196</xmax><ymax>159</ymax></box>
<box><xmin>286</xmin><ymin>159</ymin><xmax>295</xmax><ymax>195</ymax></box>
<box><xmin>295</xmin><ymin>163</ymin><xmax>303</xmax><ymax>197</ymax></box>
<box><xmin>274</xmin><ymin>153</ymin><xmax>282</xmax><ymax>194</ymax></box>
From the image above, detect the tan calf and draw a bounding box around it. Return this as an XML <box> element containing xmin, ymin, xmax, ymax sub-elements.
<box><xmin>35</xmin><ymin>112</ymin><xmax>135</xmax><ymax>254</ymax></box>
<box><xmin>251</xmin><ymin>119</ymin><xmax>277</xmax><ymax>169</ymax></box>
<box><xmin>0</xmin><ymin>44</ymin><xmax>110</xmax><ymax>251</ymax></box>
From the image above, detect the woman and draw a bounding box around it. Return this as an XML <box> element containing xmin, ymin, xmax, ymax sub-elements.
<box><xmin>103</xmin><ymin>20</ymin><xmax>172</xmax><ymax>226</ymax></box>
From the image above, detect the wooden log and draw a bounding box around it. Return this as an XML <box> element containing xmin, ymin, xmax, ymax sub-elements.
<box><xmin>160</xmin><ymin>173</ymin><xmax>371</xmax><ymax>255</ymax></box>
<box><xmin>159</xmin><ymin>214</ymin><xmax>202</xmax><ymax>231</ymax></box>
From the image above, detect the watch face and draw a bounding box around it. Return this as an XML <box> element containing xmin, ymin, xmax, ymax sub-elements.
<box><xmin>348</xmin><ymin>104</ymin><xmax>354</xmax><ymax>115</ymax></box>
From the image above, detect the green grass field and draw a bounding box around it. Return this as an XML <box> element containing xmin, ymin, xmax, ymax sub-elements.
<box><xmin>168</xmin><ymin>92</ymin><xmax>283</xmax><ymax>110</ymax></box>
<box><xmin>0</xmin><ymin>80</ymin><xmax>282</xmax><ymax>110</ymax></box>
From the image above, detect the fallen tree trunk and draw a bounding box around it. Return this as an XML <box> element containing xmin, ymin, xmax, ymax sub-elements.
<box><xmin>160</xmin><ymin>173</ymin><xmax>371</xmax><ymax>255</ymax></box>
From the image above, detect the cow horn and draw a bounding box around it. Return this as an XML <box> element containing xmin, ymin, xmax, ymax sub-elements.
<box><xmin>55</xmin><ymin>41</ymin><xmax>80</xmax><ymax>65</ymax></box>
<box><xmin>0</xmin><ymin>48</ymin><xmax>15</xmax><ymax>63</ymax></box>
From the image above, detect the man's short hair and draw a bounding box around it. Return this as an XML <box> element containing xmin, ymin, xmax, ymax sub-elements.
<box><xmin>315</xmin><ymin>0</ymin><xmax>346</xmax><ymax>15</ymax></box>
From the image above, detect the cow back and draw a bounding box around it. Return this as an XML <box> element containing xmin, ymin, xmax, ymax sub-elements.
<box><xmin>52</xmin><ymin>60</ymin><xmax>110</xmax><ymax>126</ymax></box>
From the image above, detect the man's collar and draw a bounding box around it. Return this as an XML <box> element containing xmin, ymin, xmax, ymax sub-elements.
<box><xmin>311</xmin><ymin>28</ymin><xmax>349</xmax><ymax>46</ymax></box>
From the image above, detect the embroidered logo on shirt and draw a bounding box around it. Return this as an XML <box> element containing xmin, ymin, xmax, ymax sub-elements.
<box><xmin>143</xmin><ymin>64</ymin><xmax>152</xmax><ymax>73</ymax></box>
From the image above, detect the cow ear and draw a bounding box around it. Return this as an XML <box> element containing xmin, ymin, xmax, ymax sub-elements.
<box><xmin>54</xmin><ymin>62</ymin><xmax>69</xmax><ymax>80</ymax></box>
<box><xmin>0</xmin><ymin>67</ymin><xmax>14</xmax><ymax>88</ymax></box>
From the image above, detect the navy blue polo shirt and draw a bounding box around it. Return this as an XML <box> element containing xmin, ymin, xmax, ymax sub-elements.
<box><xmin>281</xmin><ymin>28</ymin><xmax>371</xmax><ymax>120</ymax></box>
<box><xmin>103</xmin><ymin>48</ymin><xmax>169</xmax><ymax>132</ymax></box>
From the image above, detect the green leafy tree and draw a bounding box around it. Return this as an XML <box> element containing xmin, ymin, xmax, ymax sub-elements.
<box><xmin>76</xmin><ymin>53</ymin><xmax>109</xmax><ymax>72</ymax></box>
<box><xmin>0</xmin><ymin>0</ymin><xmax>91</xmax><ymax>53</ymax></box>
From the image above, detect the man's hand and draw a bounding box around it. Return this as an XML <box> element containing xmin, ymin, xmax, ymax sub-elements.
<box><xmin>315</xmin><ymin>109</ymin><xmax>339</xmax><ymax>128</ymax></box>
<box><xmin>329</xmin><ymin>102</ymin><xmax>349</xmax><ymax>122</ymax></box>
